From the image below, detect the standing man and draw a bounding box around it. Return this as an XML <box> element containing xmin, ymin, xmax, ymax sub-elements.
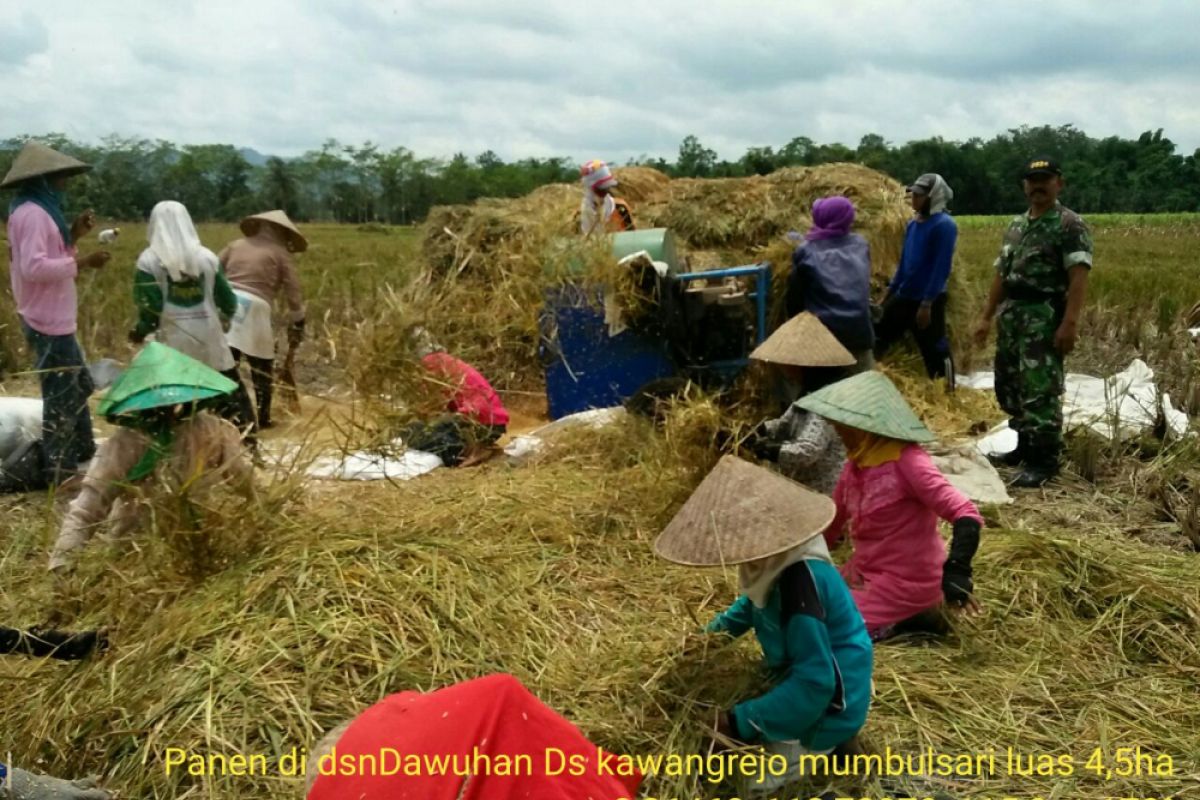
<box><xmin>974</xmin><ymin>157</ymin><xmax>1092</xmax><ymax>488</ymax></box>
<box><xmin>3</xmin><ymin>141</ymin><xmax>111</xmax><ymax>487</ymax></box>
<box><xmin>873</xmin><ymin>173</ymin><xmax>957</xmax><ymax>383</ymax></box>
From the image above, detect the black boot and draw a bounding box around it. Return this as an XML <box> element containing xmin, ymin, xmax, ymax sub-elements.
<box><xmin>1010</xmin><ymin>434</ymin><xmax>1060</xmax><ymax>488</ymax></box>
<box><xmin>987</xmin><ymin>430</ymin><xmax>1026</xmax><ymax>468</ymax></box>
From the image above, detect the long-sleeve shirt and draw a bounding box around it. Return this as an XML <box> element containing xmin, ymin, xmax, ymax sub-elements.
<box><xmin>889</xmin><ymin>213</ymin><xmax>957</xmax><ymax>302</ymax></box>
<box><xmin>420</xmin><ymin>353</ymin><xmax>510</xmax><ymax>427</ymax></box>
<box><xmin>218</xmin><ymin>236</ymin><xmax>305</xmax><ymax>322</ymax></box>
<box><xmin>707</xmin><ymin>559</ymin><xmax>873</xmax><ymax>750</ymax></box>
<box><xmin>762</xmin><ymin>405</ymin><xmax>845</xmax><ymax>495</ymax></box>
<box><xmin>824</xmin><ymin>444</ymin><xmax>982</xmax><ymax>629</ymax></box>
<box><xmin>6</xmin><ymin>203</ymin><xmax>79</xmax><ymax>335</ymax></box>
<box><xmin>786</xmin><ymin>235</ymin><xmax>875</xmax><ymax>353</ymax></box>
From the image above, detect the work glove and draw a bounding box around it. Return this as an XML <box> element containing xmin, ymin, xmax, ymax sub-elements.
<box><xmin>2</xmin><ymin>766</ymin><xmax>112</xmax><ymax>799</ymax></box>
<box><xmin>287</xmin><ymin>319</ymin><xmax>305</xmax><ymax>348</ymax></box>
<box><xmin>942</xmin><ymin>517</ymin><xmax>981</xmax><ymax>607</ymax></box>
<box><xmin>0</xmin><ymin>627</ymin><xmax>109</xmax><ymax>660</ymax></box>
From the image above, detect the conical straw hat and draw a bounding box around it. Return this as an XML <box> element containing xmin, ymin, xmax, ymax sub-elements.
<box><xmin>1</xmin><ymin>141</ymin><xmax>92</xmax><ymax>188</ymax></box>
<box><xmin>241</xmin><ymin>210</ymin><xmax>308</xmax><ymax>252</ymax></box>
<box><xmin>797</xmin><ymin>371</ymin><xmax>934</xmax><ymax>443</ymax></box>
<box><xmin>750</xmin><ymin>312</ymin><xmax>856</xmax><ymax>367</ymax></box>
<box><xmin>98</xmin><ymin>342</ymin><xmax>238</xmax><ymax>420</ymax></box>
<box><xmin>654</xmin><ymin>455</ymin><xmax>836</xmax><ymax>566</ymax></box>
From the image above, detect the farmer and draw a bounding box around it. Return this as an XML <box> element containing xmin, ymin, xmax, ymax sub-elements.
<box><xmin>403</xmin><ymin>328</ymin><xmax>510</xmax><ymax>466</ymax></box>
<box><xmin>220</xmin><ymin>210</ymin><xmax>307</xmax><ymax>431</ymax></box>
<box><xmin>3</xmin><ymin>140</ymin><xmax>112</xmax><ymax>487</ymax></box>
<box><xmin>873</xmin><ymin>174</ymin><xmax>958</xmax><ymax>383</ymax></box>
<box><xmin>785</xmin><ymin>196</ymin><xmax>875</xmax><ymax>372</ymax></box>
<box><xmin>974</xmin><ymin>157</ymin><xmax>1093</xmax><ymax>487</ymax></box>
<box><xmin>304</xmin><ymin>673</ymin><xmax>642</xmax><ymax>800</ymax></box>
<box><xmin>579</xmin><ymin>159</ymin><xmax>635</xmax><ymax>235</ymax></box>
<box><xmin>655</xmin><ymin>456</ymin><xmax>873</xmax><ymax>795</ymax></box>
<box><xmin>48</xmin><ymin>343</ymin><xmax>255</xmax><ymax>573</ymax></box>
<box><xmin>747</xmin><ymin>312</ymin><xmax>857</xmax><ymax>495</ymax></box>
<box><xmin>798</xmin><ymin>371</ymin><xmax>983</xmax><ymax>641</ymax></box>
<box><xmin>130</xmin><ymin>201</ymin><xmax>254</xmax><ymax>430</ymax></box>
<box><xmin>0</xmin><ymin>763</ymin><xmax>112</xmax><ymax>800</ymax></box>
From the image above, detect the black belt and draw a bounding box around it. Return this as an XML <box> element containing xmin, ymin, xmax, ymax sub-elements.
<box><xmin>1004</xmin><ymin>286</ymin><xmax>1062</xmax><ymax>303</ymax></box>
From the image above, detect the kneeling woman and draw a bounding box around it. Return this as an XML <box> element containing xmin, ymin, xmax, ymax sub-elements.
<box><xmin>798</xmin><ymin>371</ymin><xmax>983</xmax><ymax>641</ymax></box>
<box><xmin>49</xmin><ymin>343</ymin><xmax>255</xmax><ymax>572</ymax></box>
<box><xmin>655</xmin><ymin>456</ymin><xmax>873</xmax><ymax>793</ymax></box>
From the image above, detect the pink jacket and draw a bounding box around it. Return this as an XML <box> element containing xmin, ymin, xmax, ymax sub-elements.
<box><xmin>421</xmin><ymin>353</ymin><xmax>510</xmax><ymax>427</ymax></box>
<box><xmin>7</xmin><ymin>203</ymin><xmax>79</xmax><ymax>335</ymax></box>
<box><xmin>824</xmin><ymin>444</ymin><xmax>982</xmax><ymax>629</ymax></box>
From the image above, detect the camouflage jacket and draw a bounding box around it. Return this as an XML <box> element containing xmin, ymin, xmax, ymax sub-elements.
<box><xmin>994</xmin><ymin>203</ymin><xmax>1093</xmax><ymax>299</ymax></box>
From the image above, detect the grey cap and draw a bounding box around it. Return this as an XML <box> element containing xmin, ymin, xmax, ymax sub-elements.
<box><xmin>906</xmin><ymin>173</ymin><xmax>939</xmax><ymax>195</ymax></box>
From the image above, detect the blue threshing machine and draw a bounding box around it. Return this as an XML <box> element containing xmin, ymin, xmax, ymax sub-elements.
<box><xmin>538</xmin><ymin>228</ymin><xmax>775</xmax><ymax>419</ymax></box>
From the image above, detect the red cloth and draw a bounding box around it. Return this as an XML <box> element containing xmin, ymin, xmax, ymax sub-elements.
<box><xmin>307</xmin><ymin>674</ymin><xmax>641</xmax><ymax>800</ymax></box>
<box><xmin>420</xmin><ymin>353</ymin><xmax>510</xmax><ymax>427</ymax></box>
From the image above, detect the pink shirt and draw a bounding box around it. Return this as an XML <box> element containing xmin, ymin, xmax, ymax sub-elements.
<box><xmin>7</xmin><ymin>203</ymin><xmax>79</xmax><ymax>335</ymax></box>
<box><xmin>421</xmin><ymin>352</ymin><xmax>510</xmax><ymax>427</ymax></box>
<box><xmin>824</xmin><ymin>444</ymin><xmax>982</xmax><ymax>629</ymax></box>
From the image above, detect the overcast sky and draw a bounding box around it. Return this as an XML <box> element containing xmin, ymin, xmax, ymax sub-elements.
<box><xmin>3</xmin><ymin>0</ymin><xmax>1199</xmax><ymax>163</ymax></box>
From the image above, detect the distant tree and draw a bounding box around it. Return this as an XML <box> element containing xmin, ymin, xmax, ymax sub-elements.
<box><xmin>676</xmin><ymin>135</ymin><xmax>718</xmax><ymax>177</ymax></box>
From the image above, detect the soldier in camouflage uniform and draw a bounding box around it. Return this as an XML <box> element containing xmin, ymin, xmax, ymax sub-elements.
<box><xmin>974</xmin><ymin>157</ymin><xmax>1093</xmax><ymax>487</ymax></box>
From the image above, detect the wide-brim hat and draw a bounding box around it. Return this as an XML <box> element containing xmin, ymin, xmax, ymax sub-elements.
<box><xmin>750</xmin><ymin>312</ymin><xmax>856</xmax><ymax>368</ymax></box>
<box><xmin>654</xmin><ymin>455</ymin><xmax>836</xmax><ymax>566</ymax></box>
<box><xmin>797</xmin><ymin>371</ymin><xmax>935</xmax><ymax>443</ymax></box>
<box><xmin>1</xmin><ymin>140</ymin><xmax>92</xmax><ymax>189</ymax></box>
<box><xmin>241</xmin><ymin>210</ymin><xmax>307</xmax><ymax>252</ymax></box>
<box><xmin>97</xmin><ymin>342</ymin><xmax>239</xmax><ymax>420</ymax></box>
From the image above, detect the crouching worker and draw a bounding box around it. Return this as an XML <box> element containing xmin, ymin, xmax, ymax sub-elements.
<box><xmin>654</xmin><ymin>455</ymin><xmax>873</xmax><ymax>795</ymax></box>
<box><xmin>748</xmin><ymin>312</ymin><xmax>859</xmax><ymax>495</ymax></box>
<box><xmin>304</xmin><ymin>673</ymin><xmax>642</xmax><ymax>799</ymax></box>
<box><xmin>49</xmin><ymin>342</ymin><xmax>255</xmax><ymax>573</ymax></box>
<box><xmin>402</xmin><ymin>328</ymin><xmax>510</xmax><ymax>467</ymax></box>
<box><xmin>0</xmin><ymin>763</ymin><xmax>112</xmax><ymax>799</ymax></box>
<box><xmin>797</xmin><ymin>371</ymin><xmax>983</xmax><ymax>641</ymax></box>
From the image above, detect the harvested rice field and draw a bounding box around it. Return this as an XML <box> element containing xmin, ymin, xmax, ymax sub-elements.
<box><xmin>2</xmin><ymin>173</ymin><xmax>1199</xmax><ymax>799</ymax></box>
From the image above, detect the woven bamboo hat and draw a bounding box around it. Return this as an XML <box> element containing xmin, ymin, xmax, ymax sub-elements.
<box><xmin>241</xmin><ymin>210</ymin><xmax>308</xmax><ymax>253</ymax></box>
<box><xmin>797</xmin><ymin>370</ymin><xmax>935</xmax><ymax>443</ymax></box>
<box><xmin>654</xmin><ymin>455</ymin><xmax>836</xmax><ymax>566</ymax></box>
<box><xmin>750</xmin><ymin>312</ymin><xmax>856</xmax><ymax>368</ymax></box>
<box><xmin>1</xmin><ymin>140</ymin><xmax>92</xmax><ymax>189</ymax></box>
<box><xmin>98</xmin><ymin>342</ymin><xmax>238</xmax><ymax>421</ymax></box>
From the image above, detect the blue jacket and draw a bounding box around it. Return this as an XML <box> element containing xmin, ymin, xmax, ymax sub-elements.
<box><xmin>890</xmin><ymin>213</ymin><xmax>958</xmax><ymax>301</ymax></box>
<box><xmin>708</xmin><ymin>558</ymin><xmax>873</xmax><ymax>750</ymax></box>
<box><xmin>786</xmin><ymin>235</ymin><xmax>875</xmax><ymax>352</ymax></box>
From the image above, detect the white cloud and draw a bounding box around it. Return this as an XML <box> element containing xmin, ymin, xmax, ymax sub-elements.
<box><xmin>1</xmin><ymin>0</ymin><xmax>1197</xmax><ymax>161</ymax></box>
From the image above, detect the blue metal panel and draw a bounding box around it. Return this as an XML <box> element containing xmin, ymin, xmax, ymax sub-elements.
<box><xmin>540</xmin><ymin>285</ymin><xmax>678</xmax><ymax>420</ymax></box>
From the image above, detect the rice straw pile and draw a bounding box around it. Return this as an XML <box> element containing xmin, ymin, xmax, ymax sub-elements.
<box><xmin>2</xmin><ymin>398</ymin><xmax>1197</xmax><ymax>799</ymax></box>
<box><xmin>411</xmin><ymin>163</ymin><xmax>911</xmax><ymax>393</ymax></box>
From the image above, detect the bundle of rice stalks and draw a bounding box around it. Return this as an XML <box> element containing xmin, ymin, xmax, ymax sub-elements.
<box><xmin>611</xmin><ymin>166</ymin><xmax>671</xmax><ymax>204</ymax></box>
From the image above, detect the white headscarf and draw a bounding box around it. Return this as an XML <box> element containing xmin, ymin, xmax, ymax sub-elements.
<box><xmin>579</xmin><ymin>160</ymin><xmax>618</xmax><ymax>235</ymax></box>
<box><xmin>147</xmin><ymin>200</ymin><xmax>216</xmax><ymax>282</ymax></box>
<box><xmin>738</xmin><ymin>534</ymin><xmax>834</xmax><ymax>608</ymax></box>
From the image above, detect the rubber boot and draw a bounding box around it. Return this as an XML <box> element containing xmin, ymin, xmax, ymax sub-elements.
<box><xmin>1010</xmin><ymin>434</ymin><xmax>1060</xmax><ymax>488</ymax></box>
<box><xmin>987</xmin><ymin>429</ymin><xmax>1026</xmax><ymax>468</ymax></box>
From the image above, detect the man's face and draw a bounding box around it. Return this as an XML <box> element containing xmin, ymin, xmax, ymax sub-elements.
<box><xmin>1022</xmin><ymin>174</ymin><xmax>1062</xmax><ymax>205</ymax></box>
<box><xmin>909</xmin><ymin>192</ymin><xmax>930</xmax><ymax>214</ymax></box>
<box><xmin>49</xmin><ymin>174</ymin><xmax>70</xmax><ymax>191</ymax></box>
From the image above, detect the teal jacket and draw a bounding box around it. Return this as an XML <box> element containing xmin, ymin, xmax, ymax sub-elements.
<box><xmin>708</xmin><ymin>558</ymin><xmax>873</xmax><ymax>751</ymax></box>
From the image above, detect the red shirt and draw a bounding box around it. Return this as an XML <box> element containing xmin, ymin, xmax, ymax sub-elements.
<box><xmin>307</xmin><ymin>674</ymin><xmax>641</xmax><ymax>800</ymax></box>
<box><xmin>421</xmin><ymin>353</ymin><xmax>510</xmax><ymax>427</ymax></box>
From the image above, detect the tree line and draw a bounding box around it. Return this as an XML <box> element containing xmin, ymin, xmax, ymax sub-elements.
<box><xmin>2</xmin><ymin>125</ymin><xmax>1198</xmax><ymax>224</ymax></box>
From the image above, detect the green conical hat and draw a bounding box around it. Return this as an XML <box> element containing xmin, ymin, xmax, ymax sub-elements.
<box><xmin>97</xmin><ymin>342</ymin><xmax>238</xmax><ymax>420</ymax></box>
<box><xmin>797</xmin><ymin>371</ymin><xmax>935</xmax><ymax>443</ymax></box>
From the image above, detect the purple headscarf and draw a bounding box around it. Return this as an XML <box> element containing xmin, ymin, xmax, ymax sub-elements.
<box><xmin>806</xmin><ymin>196</ymin><xmax>856</xmax><ymax>241</ymax></box>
